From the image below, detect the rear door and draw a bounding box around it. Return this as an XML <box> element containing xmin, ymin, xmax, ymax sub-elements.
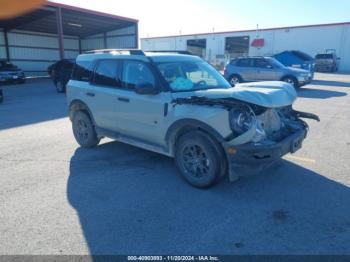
<box><xmin>88</xmin><ymin>59</ymin><xmax>122</xmax><ymax>131</ymax></box>
<box><xmin>235</xmin><ymin>58</ymin><xmax>256</xmax><ymax>81</ymax></box>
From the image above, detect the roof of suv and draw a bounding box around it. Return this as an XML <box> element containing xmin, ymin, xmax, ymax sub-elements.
<box><xmin>76</xmin><ymin>49</ymin><xmax>202</xmax><ymax>63</ymax></box>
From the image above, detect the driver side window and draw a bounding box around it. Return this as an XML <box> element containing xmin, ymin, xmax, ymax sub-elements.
<box><xmin>122</xmin><ymin>60</ymin><xmax>155</xmax><ymax>89</ymax></box>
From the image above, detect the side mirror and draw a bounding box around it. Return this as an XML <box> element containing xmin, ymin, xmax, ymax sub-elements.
<box><xmin>135</xmin><ymin>82</ymin><xmax>158</xmax><ymax>95</ymax></box>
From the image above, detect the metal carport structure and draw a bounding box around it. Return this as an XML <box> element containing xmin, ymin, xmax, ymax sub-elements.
<box><xmin>0</xmin><ymin>1</ymin><xmax>138</xmax><ymax>75</ymax></box>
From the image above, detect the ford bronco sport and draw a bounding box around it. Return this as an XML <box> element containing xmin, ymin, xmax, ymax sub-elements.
<box><xmin>67</xmin><ymin>50</ymin><xmax>319</xmax><ymax>188</ymax></box>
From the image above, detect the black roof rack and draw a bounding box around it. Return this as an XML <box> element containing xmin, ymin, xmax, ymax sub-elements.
<box><xmin>85</xmin><ymin>49</ymin><xmax>145</xmax><ymax>56</ymax></box>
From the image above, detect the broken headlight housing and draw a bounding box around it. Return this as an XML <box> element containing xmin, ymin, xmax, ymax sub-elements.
<box><xmin>229</xmin><ymin>104</ymin><xmax>256</xmax><ymax>135</ymax></box>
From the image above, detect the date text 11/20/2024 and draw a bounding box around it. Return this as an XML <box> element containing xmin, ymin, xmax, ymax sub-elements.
<box><xmin>127</xmin><ymin>256</ymin><xmax>220</xmax><ymax>261</ymax></box>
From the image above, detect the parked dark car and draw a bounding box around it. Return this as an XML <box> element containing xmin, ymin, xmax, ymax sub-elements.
<box><xmin>0</xmin><ymin>60</ymin><xmax>26</xmax><ymax>85</ymax></box>
<box><xmin>273</xmin><ymin>50</ymin><xmax>315</xmax><ymax>79</ymax></box>
<box><xmin>315</xmin><ymin>53</ymin><xmax>340</xmax><ymax>72</ymax></box>
<box><xmin>48</xmin><ymin>59</ymin><xmax>75</xmax><ymax>93</ymax></box>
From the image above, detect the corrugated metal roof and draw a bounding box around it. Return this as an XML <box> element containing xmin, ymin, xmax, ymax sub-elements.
<box><xmin>0</xmin><ymin>1</ymin><xmax>137</xmax><ymax>37</ymax></box>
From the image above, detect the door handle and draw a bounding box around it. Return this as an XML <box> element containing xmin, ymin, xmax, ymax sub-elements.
<box><xmin>86</xmin><ymin>92</ymin><xmax>95</xmax><ymax>97</ymax></box>
<box><xmin>118</xmin><ymin>97</ymin><xmax>130</xmax><ymax>103</ymax></box>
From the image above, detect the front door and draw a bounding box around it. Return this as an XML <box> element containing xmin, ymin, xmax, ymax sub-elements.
<box><xmin>254</xmin><ymin>58</ymin><xmax>279</xmax><ymax>81</ymax></box>
<box><xmin>114</xmin><ymin>60</ymin><xmax>171</xmax><ymax>145</ymax></box>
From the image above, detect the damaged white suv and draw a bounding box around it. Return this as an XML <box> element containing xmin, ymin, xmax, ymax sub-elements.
<box><xmin>67</xmin><ymin>50</ymin><xmax>319</xmax><ymax>188</ymax></box>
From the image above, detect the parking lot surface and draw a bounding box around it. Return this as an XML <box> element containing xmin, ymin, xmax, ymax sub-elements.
<box><xmin>0</xmin><ymin>74</ymin><xmax>350</xmax><ymax>255</ymax></box>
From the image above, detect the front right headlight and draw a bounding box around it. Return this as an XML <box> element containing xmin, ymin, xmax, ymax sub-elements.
<box><xmin>229</xmin><ymin>104</ymin><xmax>256</xmax><ymax>135</ymax></box>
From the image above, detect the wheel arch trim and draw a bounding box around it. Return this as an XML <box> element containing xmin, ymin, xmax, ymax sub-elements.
<box><xmin>165</xmin><ymin>118</ymin><xmax>226</xmax><ymax>155</ymax></box>
<box><xmin>68</xmin><ymin>99</ymin><xmax>95</xmax><ymax>125</ymax></box>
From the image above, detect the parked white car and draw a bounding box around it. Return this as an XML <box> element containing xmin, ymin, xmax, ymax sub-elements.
<box><xmin>66</xmin><ymin>50</ymin><xmax>319</xmax><ymax>188</ymax></box>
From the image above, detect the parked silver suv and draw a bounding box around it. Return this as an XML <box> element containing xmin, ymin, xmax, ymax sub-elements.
<box><xmin>224</xmin><ymin>57</ymin><xmax>312</xmax><ymax>88</ymax></box>
<box><xmin>67</xmin><ymin>50</ymin><xmax>319</xmax><ymax>188</ymax></box>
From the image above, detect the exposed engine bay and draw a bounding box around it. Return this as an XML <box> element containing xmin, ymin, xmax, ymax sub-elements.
<box><xmin>172</xmin><ymin>96</ymin><xmax>320</xmax><ymax>144</ymax></box>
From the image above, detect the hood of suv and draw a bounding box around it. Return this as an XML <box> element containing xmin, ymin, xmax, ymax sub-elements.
<box><xmin>286</xmin><ymin>67</ymin><xmax>309</xmax><ymax>74</ymax></box>
<box><xmin>173</xmin><ymin>81</ymin><xmax>297</xmax><ymax>108</ymax></box>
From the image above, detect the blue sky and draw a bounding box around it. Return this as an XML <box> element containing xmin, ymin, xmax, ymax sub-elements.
<box><xmin>53</xmin><ymin>0</ymin><xmax>350</xmax><ymax>37</ymax></box>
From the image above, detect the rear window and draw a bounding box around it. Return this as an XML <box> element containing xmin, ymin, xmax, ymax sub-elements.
<box><xmin>71</xmin><ymin>61</ymin><xmax>92</xmax><ymax>82</ymax></box>
<box><xmin>316</xmin><ymin>54</ymin><xmax>333</xmax><ymax>59</ymax></box>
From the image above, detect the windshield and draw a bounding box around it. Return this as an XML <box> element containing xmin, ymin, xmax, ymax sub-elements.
<box><xmin>156</xmin><ymin>60</ymin><xmax>231</xmax><ymax>91</ymax></box>
<box><xmin>267</xmin><ymin>58</ymin><xmax>285</xmax><ymax>68</ymax></box>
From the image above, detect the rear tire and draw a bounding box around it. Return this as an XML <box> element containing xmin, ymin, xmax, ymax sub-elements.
<box><xmin>282</xmin><ymin>76</ymin><xmax>299</xmax><ymax>89</ymax></box>
<box><xmin>72</xmin><ymin>111</ymin><xmax>99</xmax><ymax>148</ymax></box>
<box><xmin>175</xmin><ymin>130</ymin><xmax>224</xmax><ymax>188</ymax></box>
<box><xmin>229</xmin><ymin>74</ymin><xmax>242</xmax><ymax>86</ymax></box>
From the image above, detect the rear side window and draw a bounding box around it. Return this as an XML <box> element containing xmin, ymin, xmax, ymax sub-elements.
<box><xmin>71</xmin><ymin>61</ymin><xmax>92</xmax><ymax>82</ymax></box>
<box><xmin>92</xmin><ymin>60</ymin><xmax>120</xmax><ymax>87</ymax></box>
<box><xmin>229</xmin><ymin>59</ymin><xmax>237</xmax><ymax>65</ymax></box>
<box><xmin>254</xmin><ymin>59</ymin><xmax>271</xmax><ymax>68</ymax></box>
<box><xmin>236</xmin><ymin>58</ymin><xmax>252</xmax><ymax>67</ymax></box>
<box><xmin>122</xmin><ymin>60</ymin><xmax>155</xmax><ymax>89</ymax></box>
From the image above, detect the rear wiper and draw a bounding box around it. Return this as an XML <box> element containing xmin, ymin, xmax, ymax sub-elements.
<box><xmin>293</xmin><ymin>110</ymin><xmax>320</xmax><ymax>122</ymax></box>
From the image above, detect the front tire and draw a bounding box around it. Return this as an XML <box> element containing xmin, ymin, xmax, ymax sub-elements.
<box><xmin>72</xmin><ymin>111</ymin><xmax>99</xmax><ymax>148</ymax></box>
<box><xmin>175</xmin><ymin>131</ymin><xmax>224</xmax><ymax>188</ymax></box>
<box><xmin>282</xmin><ymin>76</ymin><xmax>299</xmax><ymax>88</ymax></box>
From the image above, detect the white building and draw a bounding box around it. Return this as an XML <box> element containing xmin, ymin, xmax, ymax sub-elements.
<box><xmin>141</xmin><ymin>22</ymin><xmax>350</xmax><ymax>71</ymax></box>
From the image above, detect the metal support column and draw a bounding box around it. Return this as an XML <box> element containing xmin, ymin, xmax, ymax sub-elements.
<box><xmin>134</xmin><ymin>23</ymin><xmax>139</xmax><ymax>49</ymax></box>
<box><xmin>56</xmin><ymin>7</ymin><xmax>64</xmax><ymax>59</ymax></box>
<box><xmin>78</xmin><ymin>38</ymin><xmax>82</xmax><ymax>54</ymax></box>
<box><xmin>4</xmin><ymin>30</ymin><xmax>10</xmax><ymax>61</ymax></box>
<box><xmin>103</xmin><ymin>32</ymin><xmax>107</xmax><ymax>49</ymax></box>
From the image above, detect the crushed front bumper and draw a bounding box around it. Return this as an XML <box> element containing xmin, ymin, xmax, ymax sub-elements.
<box><xmin>223</xmin><ymin>127</ymin><xmax>308</xmax><ymax>181</ymax></box>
